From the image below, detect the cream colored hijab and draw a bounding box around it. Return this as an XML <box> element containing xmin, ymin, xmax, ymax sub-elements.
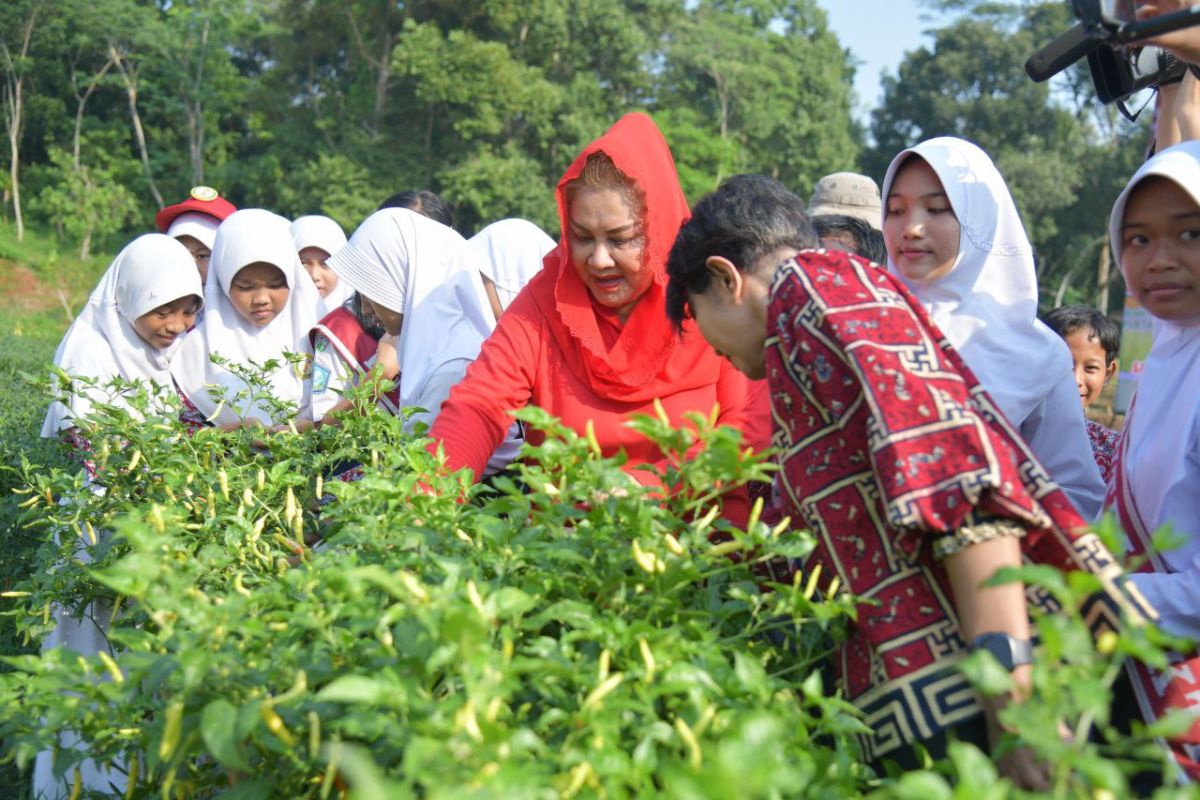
<box><xmin>170</xmin><ymin>209</ymin><xmax>319</xmax><ymax>427</ymax></box>
<box><xmin>882</xmin><ymin>136</ymin><xmax>1071</xmax><ymax>426</ymax></box>
<box><xmin>42</xmin><ymin>234</ymin><xmax>204</xmax><ymax>436</ymax></box>
<box><xmin>1108</xmin><ymin>141</ymin><xmax>1200</xmax><ymax>554</ymax></box>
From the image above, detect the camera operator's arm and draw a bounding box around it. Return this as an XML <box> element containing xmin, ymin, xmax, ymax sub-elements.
<box><xmin>1157</xmin><ymin>82</ymin><xmax>1184</xmax><ymax>151</ymax></box>
<box><xmin>1176</xmin><ymin>69</ymin><xmax>1200</xmax><ymax>140</ymax></box>
<box><xmin>1155</xmin><ymin>71</ymin><xmax>1200</xmax><ymax>152</ymax></box>
<box><xmin>1139</xmin><ymin>1</ymin><xmax>1200</xmax><ymax>64</ymax></box>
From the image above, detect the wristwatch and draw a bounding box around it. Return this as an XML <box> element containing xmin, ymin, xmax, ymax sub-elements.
<box><xmin>969</xmin><ymin>632</ymin><xmax>1033</xmax><ymax>671</ymax></box>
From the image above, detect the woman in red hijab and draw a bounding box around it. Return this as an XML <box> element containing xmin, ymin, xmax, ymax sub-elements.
<box><xmin>428</xmin><ymin>113</ymin><xmax>763</xmax><ymax>518</ymax></box>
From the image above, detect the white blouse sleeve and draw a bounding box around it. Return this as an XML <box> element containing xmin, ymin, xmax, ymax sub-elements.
<box><xmin>403</xmin><ymin>358</ymin><xmax>471</xmax><ymax>434</ymax></box>
<box><xmin>1019</xmin><ymin>372</ymin><xmax>1106</xmax><ymax>522</ymax></box>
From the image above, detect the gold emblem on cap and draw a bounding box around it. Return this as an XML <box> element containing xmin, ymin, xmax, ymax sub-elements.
<box><xmin>190</xmin><ymin>185</ymin><xmax>219</xmax><ymax>202</ymax></box>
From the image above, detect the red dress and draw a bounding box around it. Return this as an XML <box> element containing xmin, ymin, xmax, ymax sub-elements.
<box><xmin>430</xmin><ymin>113</ymin><xmax>766</xmax><ymax>522</ymax></box>
<box><xmin>765</xmin><ymin>250</ymin><xmax>1152</xmax><ymax>760</ymax></box>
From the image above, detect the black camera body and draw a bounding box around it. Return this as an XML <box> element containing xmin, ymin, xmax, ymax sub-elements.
<box><xmin>1026</xmin><ymin>1</ymin><xmax>1200</xmax><ymax>107</ymax></box>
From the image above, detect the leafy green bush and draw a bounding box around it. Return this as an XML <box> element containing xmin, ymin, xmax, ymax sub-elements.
<box><xmin>0</xmin><ymin>374</ymin><xmax>1193</xmax><ymax>798</ymax></box>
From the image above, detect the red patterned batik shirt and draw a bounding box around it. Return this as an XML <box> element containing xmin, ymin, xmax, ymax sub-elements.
<box><xmin>765</xmin><ymin>250</ymin><xmax>1152</xmax><ymax>760</ymax></box>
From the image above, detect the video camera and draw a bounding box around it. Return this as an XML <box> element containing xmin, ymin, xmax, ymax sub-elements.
<box><xmin>1026</xmin><ymin>2</ymin><xmax>1200</xmax><ymax>108</ymax></box>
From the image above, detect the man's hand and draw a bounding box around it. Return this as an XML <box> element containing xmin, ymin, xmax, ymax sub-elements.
<box><xmin>1138</xmin><ymin>1</ymin><xmax>1200</xmax><ymax>64</ymax></box>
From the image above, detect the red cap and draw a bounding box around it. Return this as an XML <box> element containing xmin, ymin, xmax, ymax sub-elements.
<box><xmin>155</xmin><ymin>186</ymin><xmax>237</xmax><ymax>232</ymax></box>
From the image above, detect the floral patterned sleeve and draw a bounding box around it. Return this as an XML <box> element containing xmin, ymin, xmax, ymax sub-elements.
<box><xmin>1086</xmin><ymin>419</ymin><xmax>1119</xmax><ymax>486</ymax></box>
<box><xmin>60</xmin><ymin>427</ymin><xmax>98</xmax><ymax>481</ymax></box>
<box><xmin>177</xmin><ymin>383</ymin><xmax>213</xmax><ymax>435</ymax></box>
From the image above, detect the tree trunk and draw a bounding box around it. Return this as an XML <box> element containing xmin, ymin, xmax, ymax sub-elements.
<box><xmin>3</xmin><ymin>74</ymin><xmax>22</xmax><ymax>241</ymax></box>
<box><xmin>0</xmin><ymin>4</ymin><xmax>40</xmax><ymax>242</ymax></box>
<box><xmin>71</xmin><ymin>57</ymin><xmax>115</xmax><ymax>171</ymax></box>
<box><xmin>111</xmin><ymin>45</ymin><xmax>164</xmax><ymax>208</ymax></box>
<box><xmin>1097</xmin><ymin>236</ymin><xmax>1111</xmax><ymax>315</ymax></box>
<box><xmin>373</xmin><ymin>28</ymin><xmax>394</xmax><ymax>136</ymax></box>
<box><xmin>186</xmin><ymin>18</ymin><xmax>209</xmax><ymax>185</ymax></box>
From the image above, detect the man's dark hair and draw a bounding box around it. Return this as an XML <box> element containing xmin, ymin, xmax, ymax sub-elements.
<box><xmin>1041</xmin><ymin>304</ymin><xmax>1121</xmax><ymax>365</ymax></box>
<box><xmin>812</xmin><ymin>213</ymin><xmax>887</xmax><ymax>265</ymax></box>
<box><xmin>666</xmin><ymin>174</ymin><xmax>818</xmax><ymax>332</ymax></box>
<box><xmin>377</xmin><ymin>189</ymin><xmax>454</xmax><ymax>230</ymax></box>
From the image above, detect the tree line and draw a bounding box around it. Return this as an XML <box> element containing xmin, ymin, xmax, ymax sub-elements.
<box><xmin>0</xmin><ymin>0</ymin><xmax>1149</xmax><ymax>311</ymax></box>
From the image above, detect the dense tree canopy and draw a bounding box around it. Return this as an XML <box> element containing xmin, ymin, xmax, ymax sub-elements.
<box><xmin>0</xmin><ymin>0</ymin><xmax>1155</xmax><ymax>312</ymax></box>
<box><xmin>0</xmin><ymin>0</ymin><xmax>858</xmax><ymax>243</ymax></box>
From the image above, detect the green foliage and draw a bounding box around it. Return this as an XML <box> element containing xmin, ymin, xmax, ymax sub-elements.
<box><xmin>33</xmin><ymin>139</ymin><xmax>140</xmax><ymax>258</ymax></box>
<box><xmin>1</xmin><ymin>0</ymin><xmax>862</xmax><ymax>239</ymax></box>
<box><xmin>0</xmin><ymin>365</ymin><xmax>1191</xmax><ymax>797</ymax></box>
<box><xmin>0</xmin><ymin>373</ymin><xmax>879</xmax><ymax>797</ymax></box>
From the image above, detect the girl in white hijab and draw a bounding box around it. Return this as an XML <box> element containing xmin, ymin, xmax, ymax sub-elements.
<box><xmin>1107</xmin><ymin>140</ymin><xmax>1200</xmax><ymax>784</ymax></box>
<box><xmin>35</xmin><ymin>233</ymin><xmax>203</xmax><ymax>799</ymax></box>
<box><xmin>1107</xmin><ymin>141</ymin><xmax>1200</xmax><ymax>639</ymax></box>
<box><xmin>467</xmin><ymin>218</ymin><xmax>555</xmax><ymax>322</ymax></box>
<box><xmin>171</xmin><ymin>209</ymin><xmax>319</xmax><ymax>429</ymax></box>
<box><xmin>881</xmin><ymin>137</ymin><xmax>1105</xmax><ymax>521</ymax></box>
<box><xmin>291</xmin><ymin>214</ymin><xmax>352</xmax><ymax>317</ymax></box>
<box><xmin>327</xmin><ymin>208</ymin><xmax>520</xmax><ymax>473</ymax></box>
<box><xmin>42</xmin><ymin>233</ymin><xmax>204</xmax><ymax>443</ymax></box>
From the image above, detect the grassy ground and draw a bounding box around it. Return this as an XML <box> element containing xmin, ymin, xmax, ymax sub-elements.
<box><xmin>0</xmin><ymin>222</ymin><xmax>107</xmax><ymax>798</ymax></box>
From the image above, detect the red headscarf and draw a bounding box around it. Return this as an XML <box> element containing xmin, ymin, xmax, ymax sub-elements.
<box><xmin>526</xmin><ymin>112</ymin><xmax>722</xmax><ymax>402</ymax></box>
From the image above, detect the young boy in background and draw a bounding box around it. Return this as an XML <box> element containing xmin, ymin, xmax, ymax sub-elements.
<box><xmin>1042</xmin><ymin>305</ymin><xmax>1121</xmax><ymax>483</ymax></box>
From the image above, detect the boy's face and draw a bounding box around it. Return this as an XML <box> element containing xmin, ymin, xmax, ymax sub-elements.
<box><xmin>1121</xmin><ymin>177</ymin><xmax>1200</xmax><ymax>326</ymax></box>
<box><xmin>687</xmin><ymin>258</ymin><xmax>768</xmax><ymax>381</ymax></box>
<box><xmin>1064</xmin><ymin>328</ymin><xmax>1116</xmax><ymax>408</ymax></box>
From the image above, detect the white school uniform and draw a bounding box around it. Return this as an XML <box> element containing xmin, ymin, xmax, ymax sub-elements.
<box><xmin>882</xmin><ymin>137</ymin><xmax>1106</xmax><ymax>520</ymax></box>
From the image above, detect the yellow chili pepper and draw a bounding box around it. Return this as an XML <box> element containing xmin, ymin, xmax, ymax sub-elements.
<box><xmin>260</xmin><ymin>703</ymin><xmax>296</xmax><ymax>747</ymax></box>
<box><xmin>675</xmin><ymin>717</ymin><xmax>702</xmax><ymax>769</ymax></box>
<box><xmin>582</xmin><ymin>672</ymin><xmax>623</xmax><ymax>712</ymax></box>
<box><xmin>638</xmin><ymin>637</ymin><xmax>656</xmax><ymax>682</ymax></box>
<box><xmin>159</xmin><ymin>701</ymin><xmax>183</xmax><ymax>760</ymax></box>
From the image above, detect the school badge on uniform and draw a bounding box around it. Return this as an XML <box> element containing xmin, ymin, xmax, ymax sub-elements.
<box><xmin>312</xmin><ymin>364</ymin><xmax>330</xmax><ymax>394</ymax></box>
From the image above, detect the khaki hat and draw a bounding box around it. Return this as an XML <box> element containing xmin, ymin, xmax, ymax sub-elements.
<box><xmin>808</xmin><ymin>172</ymin><xmax>883</xmax><ymax>230</ymax></box>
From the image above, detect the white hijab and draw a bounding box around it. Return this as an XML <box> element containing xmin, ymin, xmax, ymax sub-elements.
<box><xmin>167</xmin><ymin>212</ymin><xmax>220</xmax><ymax>250</ymax></box>
<box><xmin>291</xmin><ymin>214</ymin><xmax>353</xmax><ymax>317</ymax></box>
<box><xmin>466</xmin><ymin>218</ymin><xmax>555</xmax><ymax>312</ymax></box>
<box><xmin>327</xmin><ymin>208</ymin><xmax>493</xmax><ymax>410</ymax></box>
<box><xmin>42</xmin><ymin>234</ymin><xmax>204</xmax><ymax>436</ymax></box>
<box><xmin>1108</xmin><ymin>141</ymin><xmax>1200</xmax><ymax>545</ymax></box>
<box><xmin>882</xmin><ymin>137</ymin><xmax>1071</xmax><ymax>425</ymax></box>
<box><xmin>170</xmin><ymin>209</ymin><xmax>319</xmax><ymax>427</ymax></box>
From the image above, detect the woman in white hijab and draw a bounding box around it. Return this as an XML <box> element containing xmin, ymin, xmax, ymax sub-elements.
<box><xmin>291</xmin><ymin>214</ymin><xmax>352</xmax><ymax>317</ymax></box>
<box><xmin>171</xmin><ymin>209</ymin><xmax>319</xmax><ymax>429</ymax></box>
<box><xmin>35</xmin><ymin>233</ymin><xmax>203</xmax><ymax>800</ymax></box>
<box><xmin>467</xmin><ymin>218</ymin><xmax>555</xmax><ymax>322</ymax></box>
<box><xmin>881</xmin><ymin>137</ymin><xmax>1106</xmax><ymax>521</ymax></box>
<box><xmin>327</xmin><ymin>208</ymin><xmax>520</xmax><ymax>473</ymax></box>
<box><xmin>42</xmin><ymin>233</ymin><xmax>204</xmax><ymax>444</ymax></box>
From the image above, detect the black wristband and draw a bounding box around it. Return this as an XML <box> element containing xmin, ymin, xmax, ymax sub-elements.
<box><xmin>968</xmin><ymin>632</ymin><xmax>1033</xmax><ymax>671</ymax></box>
